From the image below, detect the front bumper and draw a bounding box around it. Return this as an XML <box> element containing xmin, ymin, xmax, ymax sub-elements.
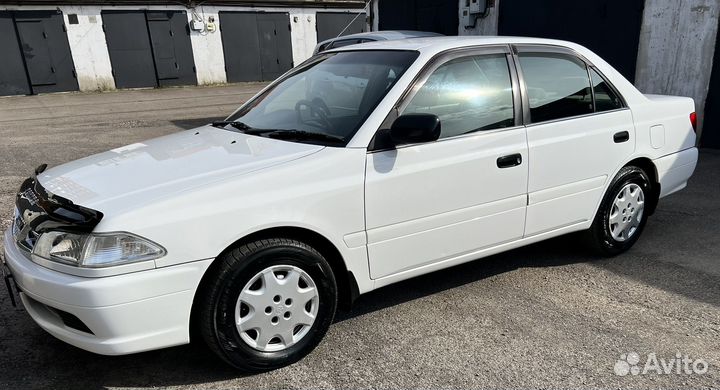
<box><xmin>3</xmin><ymin>229</ymin><xmax>212</xmax><ymax>355</ymax></box>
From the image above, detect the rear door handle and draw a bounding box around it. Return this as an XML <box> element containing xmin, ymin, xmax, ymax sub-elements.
<box><xmin>497</xmin><ymin>153</ymin><xmax>522</xmax><ymax>168</ymax></box>
<box><xmin>614</xmin><ymin>131</ymin><xmax>630</xmax><ymax>143</ymax></box>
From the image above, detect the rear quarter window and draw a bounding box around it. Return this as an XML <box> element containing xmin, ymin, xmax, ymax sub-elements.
<box><xmin>590</xmin><ymin>68</ymin><xmax>624</xmax><ymax>111</ymax></box>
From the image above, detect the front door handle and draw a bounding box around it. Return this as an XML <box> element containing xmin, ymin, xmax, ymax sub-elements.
<box><xmin>614</xmin><ymin>131</ymin><xmax>630</xmax><ymax>143</ymax></box>
<box><xmin>497</xmin><ymin>153</ymin><xmax>522</xmax><ymax>168</ymax></box>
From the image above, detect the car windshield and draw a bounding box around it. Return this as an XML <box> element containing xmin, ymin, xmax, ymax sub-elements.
<box><xmin>224</xmin><ymin>50</ymin><xmax>419</xmax><ymax>145</ymax></box>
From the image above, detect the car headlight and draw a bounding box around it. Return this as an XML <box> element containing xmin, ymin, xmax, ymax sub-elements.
<box><xmin>33</xmin><ymin>231</ymin><xmax>166</xmax><ymax>268</ymax></box>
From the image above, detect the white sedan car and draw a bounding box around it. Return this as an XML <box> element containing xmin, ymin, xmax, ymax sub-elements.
<box><xmin>3</xmin><ymin>37</ymin><xmax>698</xmax><ymax>372</ymax></box>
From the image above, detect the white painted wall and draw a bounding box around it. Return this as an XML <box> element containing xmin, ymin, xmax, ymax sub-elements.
<box><xmin>289</xmin><ymin>10</ymin><xmax>320</xmax><ymax>65</ymax></box>
<box><xmin>185</xmin><ymin>6</ymin><xmax>226</xmax><ymax>85</ymax></box>
<box><xmin>60</xmin><ymin>6</ymin><xmax>115</xmax><ymax>91</ymax></box>
<box><xmin>635</xmin><ymin>0</ymin><xmax>720</xmax><ymax>136</ymax></box>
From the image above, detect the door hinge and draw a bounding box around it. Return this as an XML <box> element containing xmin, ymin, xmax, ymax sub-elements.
<box><xmin>62</xmin><ymin>23</ymin><xmax>67</xmax><ymax>32</ymax></box>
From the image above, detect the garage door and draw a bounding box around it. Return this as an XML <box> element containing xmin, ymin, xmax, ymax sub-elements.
<box><xmin>498</xmin><ymin>0</ymin><xmax>644</xmax><ymax>83</ymax></box>
<box><xmin>701</xmin><ymin>27</ymin><xmax>720</xmax><ymax>149</ymax></box>
<box><xmin>220</xmin><ymin>12</ymin><xmax>293</xmax><ymax>82</ymax></box>
<box><xmin>0</xmin><ymin>12</ymin><xmax>30</xmax><ymax>96</ymax></box>
<box><xmin>378</xmin><ymin>0</ymin><xmax>458</xmax><ymax>36</ymax></box>
<box><xmin>0</xmin><ymin>10</ymin><xmax>78</xmax><ymax>96</ymax></box>
<box><xmin>147</xmin><ymin>11</ymin><xmax>197</xmax><ymax>87</ymax></box>
<box><xmin>316</xmin><ymin>12</ymin><xmax>367</xmax><ymax>42</ymax></box>
<box><xmin>102</xmin><ymin>10</ymin><xmax>196</xmax><ymax>89</ymax></box>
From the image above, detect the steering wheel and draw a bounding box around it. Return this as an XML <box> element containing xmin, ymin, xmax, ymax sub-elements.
<box><xmin>295</xmin><ymin>99</ymin><xmax>333</xmax><ymax>130</ymax></box>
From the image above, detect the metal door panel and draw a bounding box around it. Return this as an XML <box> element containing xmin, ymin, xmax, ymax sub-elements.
<box><xmin>220</xmin><ymin>12</ymin><xmax>262</xmax><ymax>82</ymax></box>
<box><xmin>39</xmin><ymin>12</ymin><xmax>78</xmax><ymax>93</ymax></box>
<box><xmin>257</xmin><ymin>13</ymin><xmax>292</xmax><ymax>81</ymax></box>
<box><xmin>498</xmin><ymin>0</ymin><xmax>644</xmax><ymax>82</ymax></box>
<box><xmin>102</xmin><ymin>11</ymin><xmax>157</xmax><ymax>88</ymax></box>
<box><xmin>221</xmin><ymin>12</ymin><xmax>292</xmax><ymax>82</ymax></box>
<box><xmin>0</xmin><ymin>12</ymin><xmax>31</xmax><ymax>95</ymax></box>
<box><xmin>15</xmin><ymin>19</ymin><xmax>56</xmax><ymax>86</ymax></box>
<box><xmin>13</xmin><ymin>11</ymin><xmax>78</xmax><ymax>94</ymax></box>
<box><xmin>147</xmin><ymin>11</ymin><xmax>196</xmax><ymax>86</ymax></box>
<box><xmin>269</xmin><ymin>13</ymin><xmax>293</xmax><ymax>80</ymax></box>
<box><xmin>164</xmin><ymin>11</ymin><xmax>196</xmax><ymax>86</ymax></box>
<box><xmin>316</xmin><ymin>12</ymin><xmax>366</xmax><ymax>42</ymax></box>
<box><xmin>702</xmin><ymin>21</ymin><xmax>720</xmax><ymax>148</ymax></box>
<box><xmin>366</xmin><ymin>129</ymin><xmax>529</xmax><ymax>279</ymax></box>
<box><xmin>378</xmin><ymin>0</ymin><xmax>458</xmax><ymax>36</ymax></box>
<box><xmin>148</xmin><ymin>18</ymin><xmax>179</xmax><ymax>80</ymax></box>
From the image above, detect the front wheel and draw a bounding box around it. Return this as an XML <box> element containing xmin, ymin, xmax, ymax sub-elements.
<box><xmin>198</xmin><ymin>238</ymin><xmax>337</xmax><ymax>372</ymax></box>
<box><xmin>587</xmin><ymin>166</ymin><xmax>652</xmax><ymax>256</ymax></box>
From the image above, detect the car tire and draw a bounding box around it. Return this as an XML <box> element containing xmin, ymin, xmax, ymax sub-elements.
<box><xmin>198</xmin><ymin>238</ymin><xmax>337</xmax><ymax>372</ymax></box>
<box><xmin>587</xmin><ymin>166</ymin><xmax>652</xmax><ymax>256</ymax></box>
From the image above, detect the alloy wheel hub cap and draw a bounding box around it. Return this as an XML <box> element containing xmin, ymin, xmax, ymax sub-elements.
<box><xmin>608</xmin><ymin>183</ymin><xmax>645</xmax><ymax>242</ymax></box>
<box><xmin>235</xmin><ymin>265</ymin><xmax>319</xmax><ymax>352</ymax></box>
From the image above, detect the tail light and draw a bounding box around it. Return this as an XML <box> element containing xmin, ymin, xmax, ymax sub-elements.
<box><xmin>690</xmin><ymin>112</ymin><xmax>698</xmax><ymax>133</ymax></box>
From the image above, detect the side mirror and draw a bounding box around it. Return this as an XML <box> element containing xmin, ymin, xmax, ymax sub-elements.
<box><xmin>389</xmin><ymin>114</ymin><xmax>441</xmax><ymax>146</ymax></box>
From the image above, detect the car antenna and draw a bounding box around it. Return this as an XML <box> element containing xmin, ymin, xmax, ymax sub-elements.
<box><xmin>333</xmin><ymin>0</ymin><xmax>371</xmax><ymax>39</ymax></box>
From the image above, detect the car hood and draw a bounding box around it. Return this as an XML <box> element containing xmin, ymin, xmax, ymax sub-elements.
<box><xmin>36</xmin><ymin>126</ymin><xmax>324</xmax><ymax>214</ymax></box>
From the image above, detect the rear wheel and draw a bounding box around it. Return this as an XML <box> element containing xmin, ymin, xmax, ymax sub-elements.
<box><xmin>587</xmin><ymin>166</ymin><xmax>652</xmax><ymax>256</ymax></box>
<box><xmin>198</xmin><ymin>238</ymin><xmax>337</xmax><ymax>372</ymax></box>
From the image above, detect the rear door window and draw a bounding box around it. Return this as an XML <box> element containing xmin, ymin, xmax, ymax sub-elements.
<box><xmin>518</xmin><ymin>53</ymin><xmax>593</xmax><ymax>123</ymax></box>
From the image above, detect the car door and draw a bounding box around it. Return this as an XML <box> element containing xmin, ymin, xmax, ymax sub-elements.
<box><xmin>514</xmin><ymin>45</ymin><xmax>635</xmax><ymax>236</ymax></box>
<box><xmin>364</xmin><ymin>47</ymin><xmax>529</xmax><ymax>280</ymax></box>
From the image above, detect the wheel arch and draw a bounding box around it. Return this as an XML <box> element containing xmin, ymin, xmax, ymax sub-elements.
<box><xmin>623</xmin><ymin>157</ymin><xmax>660</xmax><ymax>215</ymax></box>
<box><xmin>190</xmin><ymin>226</ymin><xmax>359</xmax><ymax>340</ymax></box>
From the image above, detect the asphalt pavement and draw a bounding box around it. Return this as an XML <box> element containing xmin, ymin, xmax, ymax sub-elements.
<box><xmin>1</xmin><ymin>85</ymin><xmax>719</xmax><ymax>389</ymax></box>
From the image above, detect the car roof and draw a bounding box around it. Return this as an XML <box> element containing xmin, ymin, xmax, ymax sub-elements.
<box><xmin>315</xmin><ymin>30</ymin><xmax>442</xmax><ymax>47</ymax></box>
<box><xmin>327</xmin><ymin>35</ymin><xmax>584</xmax><ymax>56</ymax></box>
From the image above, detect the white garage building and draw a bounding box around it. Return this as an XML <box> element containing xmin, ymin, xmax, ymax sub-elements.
<box><xmin>0</xmin><ymin>0</ymin><xmax>369</xmax><ymax>95</ymax></box>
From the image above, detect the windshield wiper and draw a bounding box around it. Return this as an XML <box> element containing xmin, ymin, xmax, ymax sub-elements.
<box><xmin>211</xmin><ymin>120</ymin><xmax>252</xmax><ymax>131</ymax></box>
<box><xmin>244</xmin><ymin>129</ymin><xmax>346</xmax><ymax>145</ymax></box>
